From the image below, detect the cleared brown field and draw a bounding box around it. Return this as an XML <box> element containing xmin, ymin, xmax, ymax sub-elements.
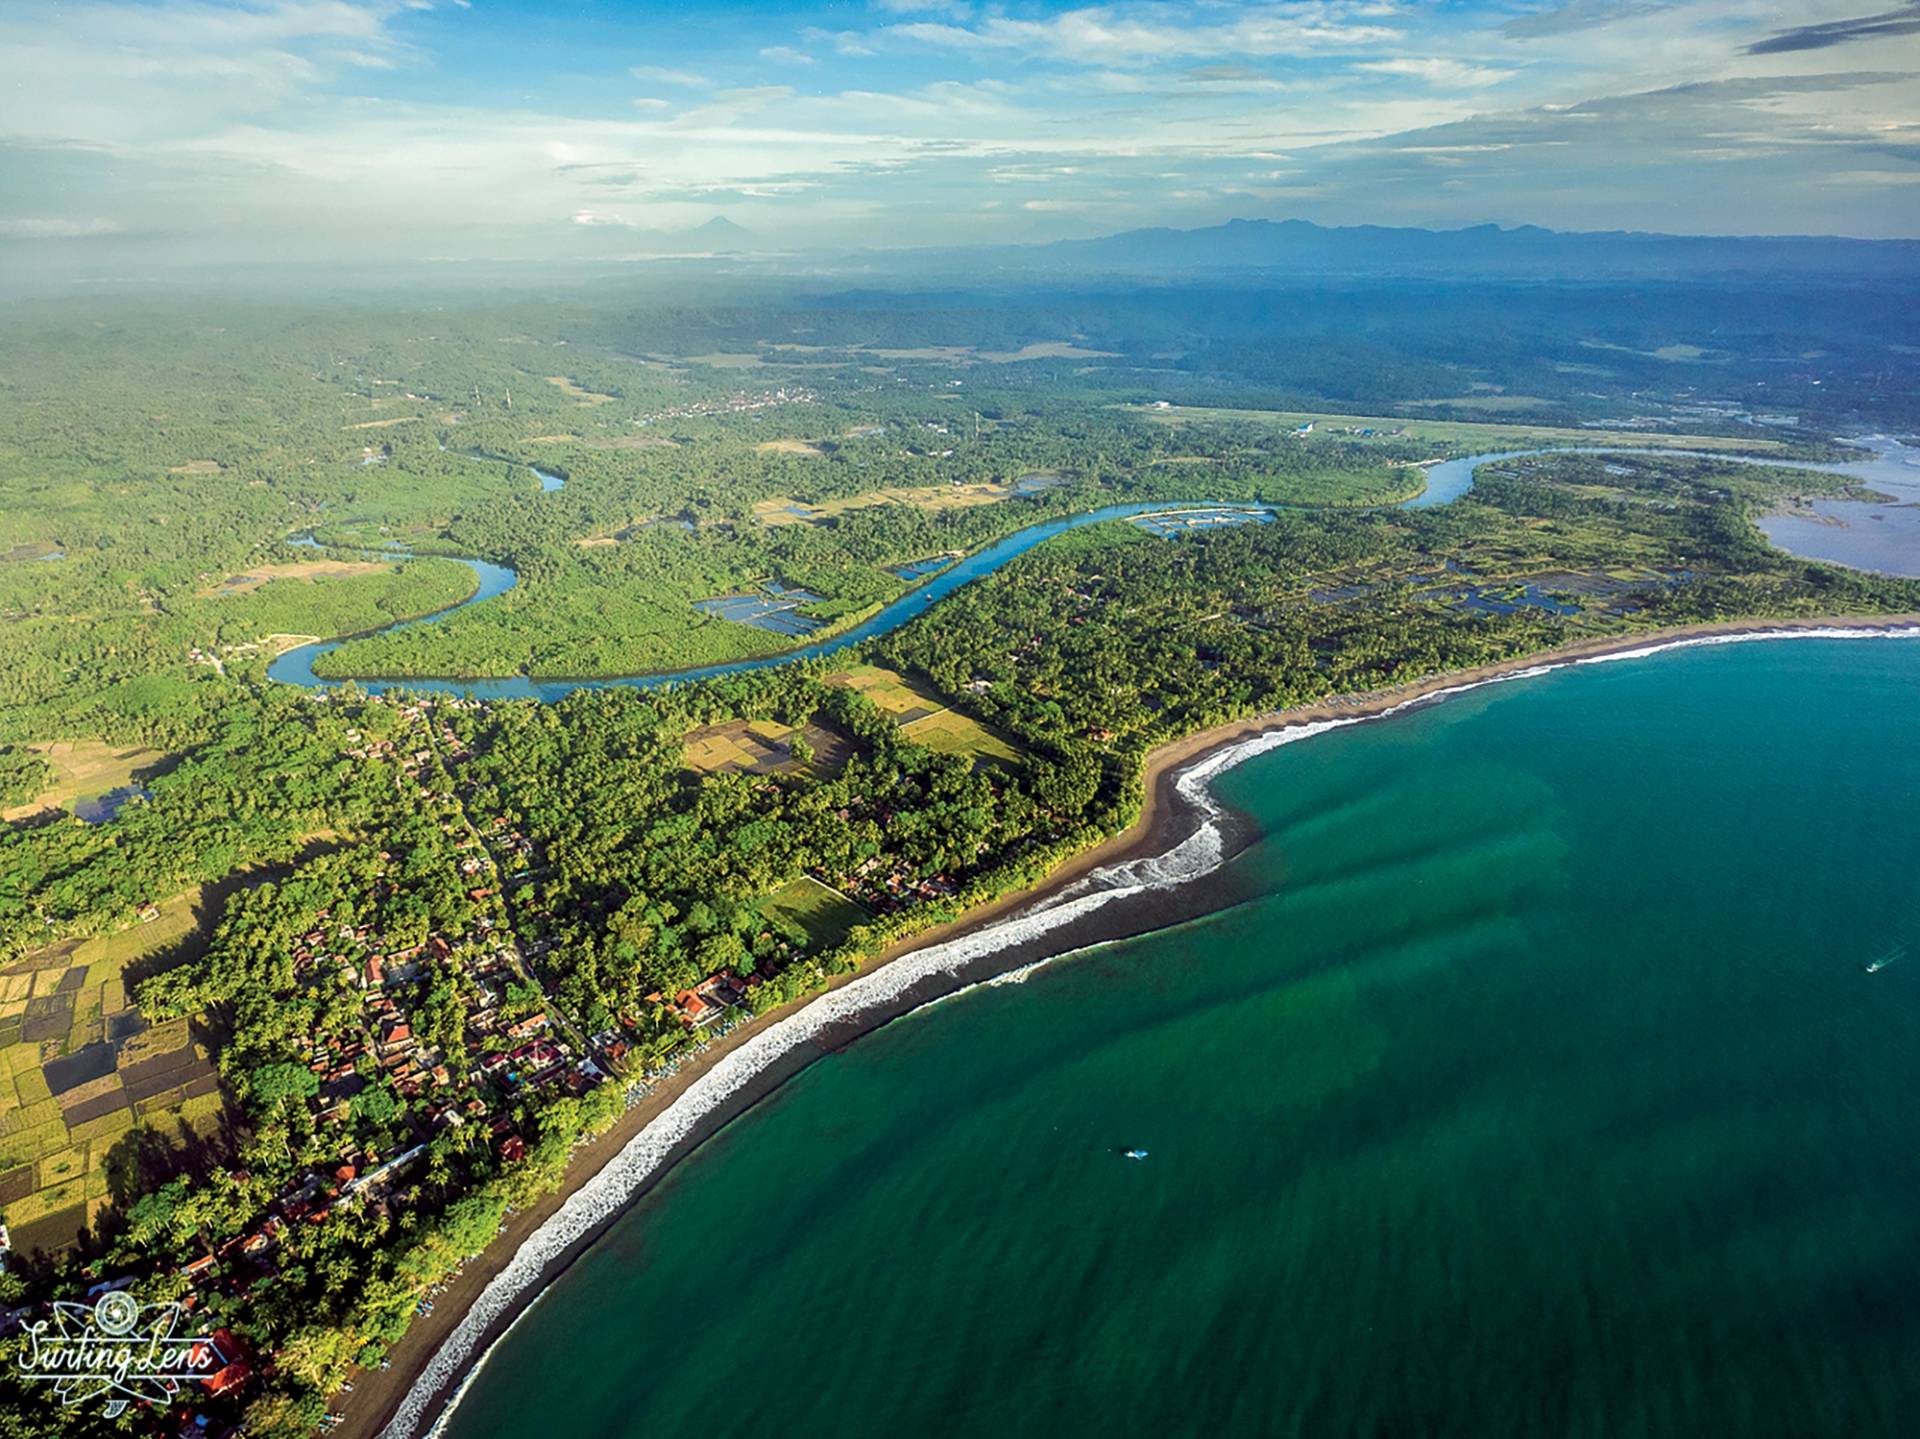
<box><xmin>753</xmin><ymin>481</ymin><xmax>1022</xmax><ymax>527</ymax></box>
<box><xmin>198</xmin><ymin>558</ymin><xmax>392</xmax><ymax>597</ymax></box>
<box><xmin>684</xmin><ymin>719</ymin><xmax>849</xmax><ymax>776</ymax></box>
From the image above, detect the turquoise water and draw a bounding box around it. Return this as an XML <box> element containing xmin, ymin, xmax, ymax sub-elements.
<box><xmin>440</xmin><ymin>637</ymin><xmax>1920</xmax><ymax>1439</ymax></box>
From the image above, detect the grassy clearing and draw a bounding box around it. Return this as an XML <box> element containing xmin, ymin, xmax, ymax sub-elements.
<box><xmin>1</xmin><ymin>740</ymin><xmax>172</xmax><ymax>822</ymax></box>
<box><xmin>855</xmin><ymin>342</ymin><xmax>1117</xmax><ymax>364</ymax></box>
<box><xmin>754</xmin><ymin>438</ymin><xmax>826</xmax><ymax>456</ymax></box>
<box><xmin>1126</xmin><ymin>405</ymin><xmax>1786</xmax><ymax>452</ymax></box>
<box><xmin>759</xmin><ymin>875</ymin><xmax>869</xmax><ymax>950</ymax></box>
<box><xmin>546</xmin><ymin>375</ymin><xmax>616</xmax><ymax>405</ymax></box>
<box><xmin>528</xmin><ymin>433</ymin><xmax>678</xmax><ymax>450</ymax></box>
<box><xmin>978</xmin><ymin>341</ymin><xmax>1119</xmax><ymax>363</ymax></box>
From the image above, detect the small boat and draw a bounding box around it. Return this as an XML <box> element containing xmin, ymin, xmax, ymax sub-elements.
<box><xmin>1123</xmin><ymin>1148</ymin><xmax>1149</xmax><ymax>1161</ymax></box>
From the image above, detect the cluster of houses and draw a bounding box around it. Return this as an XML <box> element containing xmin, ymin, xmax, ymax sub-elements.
<box><xmin>632</xmin><ymin>384</ymin><xmax>817</xmax><ymax>428</ymax></box>
<box><xmin>649</xmin><ymin>969</ymin><xmax>753</xmax><ymax>1029</ymax></box>
<box><xmin>814</xmin><ymin>856</ymin><xmax>959</xmax><ymax>915</ymax></box>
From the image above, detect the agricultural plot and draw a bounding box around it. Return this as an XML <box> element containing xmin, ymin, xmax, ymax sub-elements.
<box><xmin>827</xmin><ymin>665</ymin><xmax>1022</xmax><ymax>768</ymax></box>
<box><xmin>0</xmin><ymin>740</ymin><xmax>173</xmax><ymax>823</ymax></box>
<box><xmin>683</xmin><ymin>719</ymin><xmax>850</xmax><ymax>777</ymax></box>
<box><xmin>0</xmin><ymin>891</ymin><xmax>225</xmax><ymax>1256</ymax></box>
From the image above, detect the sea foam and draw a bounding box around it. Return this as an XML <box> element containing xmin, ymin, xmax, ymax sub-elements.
<box><xmin>389</xmin><ymin>621</ymin><xmax>1917</xmax><ymax>1439</ymax></box>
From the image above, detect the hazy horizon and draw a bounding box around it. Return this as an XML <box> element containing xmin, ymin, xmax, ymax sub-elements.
<box><xmin>4</xmin><ymin>0</ymin><xmax>1919</xmax><ymax>285</ymax></box>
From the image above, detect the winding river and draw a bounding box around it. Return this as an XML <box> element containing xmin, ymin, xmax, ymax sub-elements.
<box><xmin>268</xmin><ymin>438</ymin><xmax>1918</xmax><ymax>702</ymax></box>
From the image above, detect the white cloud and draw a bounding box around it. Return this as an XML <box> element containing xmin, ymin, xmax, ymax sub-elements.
<box><xmin>629</xmin><ymin>64</ymin><xmax>709</xmax><ymax>87</ymax></box>
<box><xmin>1357</xmin><ymin>58</ymin><xmax>1518</xmax><ymax>87</ymax></box>
<box><xmin>869</xmin><ymin>0</ymin><xmax>972</xmax><ymax>16</ymax></box>
<box><xmin>4</xmin><ymin>0</ymin><xmax>1919</xmax><ymax>264</ymax></box>
<box><xmin>0</xmin><ymin>216</ymin><xmax>123</xmax><ymax>239</ymax></box>
<box><xmin>803</xmin><ymin>27</ymin><xmax>879</xmax><ymax>56</ymax></box>
<box><xmin>760</xmin><ymin>45</ymin><xmax>815</xmax><ymax>66</ymax></box>
<box><xmin>0</xmin><ymin>0</ymin><xmax>418</xmax><ymax>144</ymax></box>
<box><xmin>889</xmin><ymin>4</ymin><xmax>1402</xmax><ymax>67</ymax></box>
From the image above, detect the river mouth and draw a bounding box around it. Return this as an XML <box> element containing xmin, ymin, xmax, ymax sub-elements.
<box><xmin>1755</xmin><ymin>436</ymin><xmax>1920</xmax><ymax>578</ymax></box>
<box><xmin>269</xmin><ymin>439</ymin><xmax>1919</xmax><ymax>702</ymax></box>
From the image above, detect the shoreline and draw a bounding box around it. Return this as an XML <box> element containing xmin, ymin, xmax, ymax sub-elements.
<box><xmin>345</xmin><ymin>611</ymin><xmax>1920</xmax><ymax>1439</ymax></box>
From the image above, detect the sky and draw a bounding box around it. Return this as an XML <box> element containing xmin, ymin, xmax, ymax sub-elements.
<box><xmin>2</xmin><ymin>0</ymin><xmax>1917</xmax><ymax>273</ymax></box>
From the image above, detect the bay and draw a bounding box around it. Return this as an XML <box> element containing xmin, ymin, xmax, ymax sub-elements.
<box><xmin>443</xmin><ymin>637</ymin><xmax>1920</xmax><ymax>1439</ymax></box>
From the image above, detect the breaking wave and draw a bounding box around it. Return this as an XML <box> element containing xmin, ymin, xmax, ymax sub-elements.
<box><xmin>392</xmin><ymin>620</ymin><xmax>1917</xmax><ymax>1439</ymax></box>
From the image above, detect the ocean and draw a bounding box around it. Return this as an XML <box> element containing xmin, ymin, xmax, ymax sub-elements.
<box><xmin>438</xmin><ymin>636</ymin><xmax>1920</xmax><ymax>1439</ymax></box>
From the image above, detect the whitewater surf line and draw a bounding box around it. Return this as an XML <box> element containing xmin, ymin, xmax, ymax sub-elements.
<box><xmin>381</xmin><ymin>620</ymin><xmax>1920</xmax><ymax>1439</ymax></box>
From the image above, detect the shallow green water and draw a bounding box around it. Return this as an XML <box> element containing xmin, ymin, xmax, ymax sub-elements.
<box><xmin>446</xmin><ymin>638</ymin><xmax>1920</xmax><ymax>1439</ymax></box>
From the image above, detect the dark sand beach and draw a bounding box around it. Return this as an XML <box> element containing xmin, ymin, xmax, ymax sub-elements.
<box><xmin>341</xmin><ymin>611</ymin><xmax>1920</xmax><ymax>1439</ymax></box>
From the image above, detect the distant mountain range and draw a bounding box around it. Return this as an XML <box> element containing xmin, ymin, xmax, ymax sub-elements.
<box><xmin>911</xmin><ymin>217</ymin><xmax>1920</xmax><ymax>280</ymax></box>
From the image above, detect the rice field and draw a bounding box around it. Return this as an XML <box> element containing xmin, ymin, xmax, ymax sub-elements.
<box><xmin>0</xmin><ymin>890</ymin><xmax>225</xmax><ymax>1256</ymax></box>
<box><xmin>683</xmin><ymin>719</ymin><xmax>849</xmax><ymax>777</ymax></box>
<box><xmin>827</xmin><ymin>665</ymin><xmax>1022</xmax><ymax>767</ymax></box>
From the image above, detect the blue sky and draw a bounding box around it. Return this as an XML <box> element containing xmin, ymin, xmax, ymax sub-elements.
<box><xmin>2</xmin><ymin>0</ymin><xmax>1916</xmax><ymax>268</ymax></box>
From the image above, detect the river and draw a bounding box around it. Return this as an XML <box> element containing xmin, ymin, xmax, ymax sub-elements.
<box><xmin>269</xmin><ymin>438</ymin><xmax>1918</xmax><ymax>701</ymax></box>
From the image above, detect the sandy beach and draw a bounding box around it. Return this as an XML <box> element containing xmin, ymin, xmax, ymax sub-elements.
<box><xmin>340</xmin><ymin>610</ymin><xmax>1920</xmax><ymax>1439</ymax></box>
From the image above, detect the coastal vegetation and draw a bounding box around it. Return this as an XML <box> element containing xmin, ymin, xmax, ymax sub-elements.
<box><xmin>1</xmin><ymin>290</ymin><xmax>1916</xmax><ymax>1437</ymax></box>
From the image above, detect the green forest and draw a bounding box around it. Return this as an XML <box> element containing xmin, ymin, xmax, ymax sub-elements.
<box><xmin>1</xmin><ymin>291</ymin><xmax>1915</xmax><ymax>1438</ymax></box>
